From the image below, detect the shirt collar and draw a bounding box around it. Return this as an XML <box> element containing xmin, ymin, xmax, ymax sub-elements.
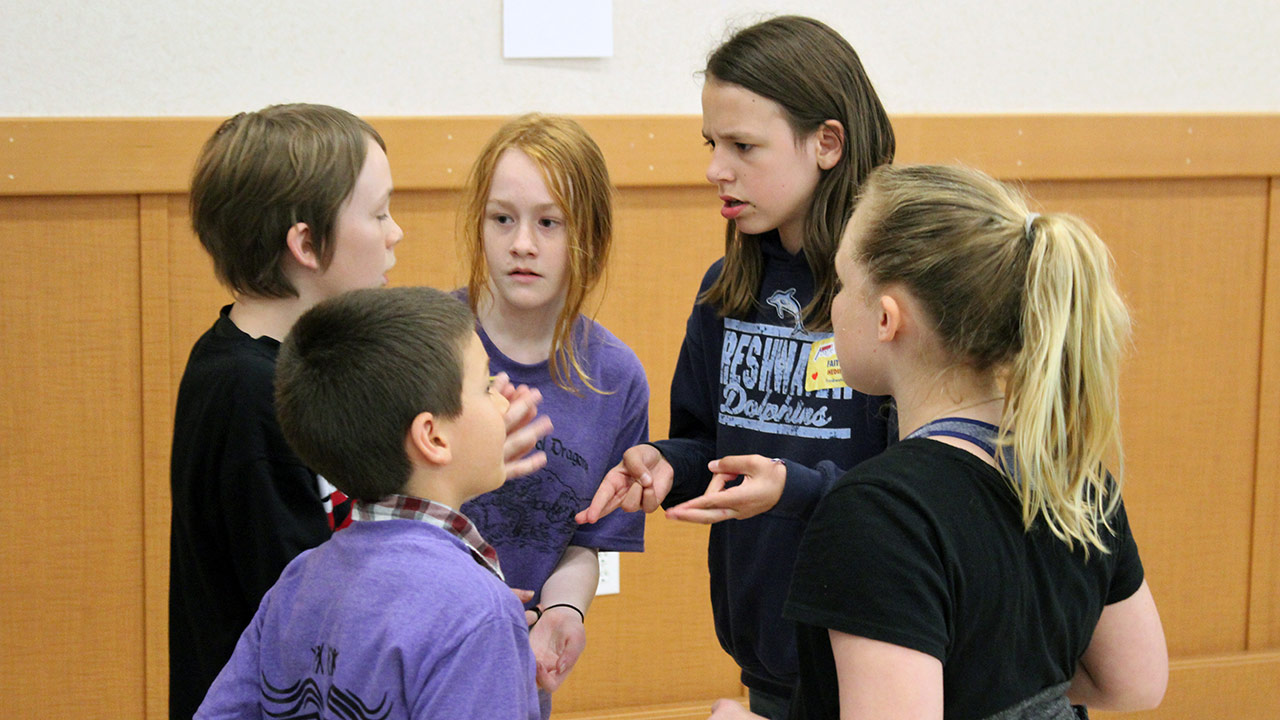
<box><xmin>352</xmin><ymin>494</ymin><xmax>503</xmax><ymax>580</ymax></box>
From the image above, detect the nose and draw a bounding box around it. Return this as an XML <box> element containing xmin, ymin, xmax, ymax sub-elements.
<box><xmin>510</xmin><ymin>221</ymin><xmax>537</xmax><ymax>256</ymax></box>
<box><xmin>706</xmin><ymin>148</ymin><xmax>731</xmax><ymax>186</ymax></box>
<box><xmin>387</xmin><ymin>214</ymin><xmax>404</xmax><ymax>247</ymax></box>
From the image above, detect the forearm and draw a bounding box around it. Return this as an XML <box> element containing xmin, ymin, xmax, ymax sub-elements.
<box><xmin>538</xmin><ymin>545</ymin><xmax>599</xmax><ymax>615</ymax></box>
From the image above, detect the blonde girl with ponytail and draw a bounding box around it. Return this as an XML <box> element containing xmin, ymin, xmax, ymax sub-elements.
<box><xmin>714</xmin><ymin>164</ymin><xmax>1168</xmax><ymax>719</ymax></box>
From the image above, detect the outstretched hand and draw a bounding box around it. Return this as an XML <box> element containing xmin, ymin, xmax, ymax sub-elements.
<box><xmin>575</xmin><ymin>444</ymin><xmax>673</xmax><ymax>525</ymax></box>
<box><xmin>664</xmin><ymin>454</ymin><xmax>786</xmax><ymax>524</ymax></box>
<box><xmin>494</xmin><ymin>372</ymin><xmax>553</xmax><ymax>480</ymax></box>
<box><xmin>528</xmin><ymin>605</ymin><xmax>587</xmax><ymax>692</ymax></box>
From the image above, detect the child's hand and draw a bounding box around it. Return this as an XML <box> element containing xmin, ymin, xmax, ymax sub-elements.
<box><xmin>508</xmin><ymin>588</ymin><xmax>540</xmax><ymax>625</ymax></box>
<box><xmin>575</xmin><ymin>444</ymin><xmax>673</xmax><ymax>524</ymax></box>
<box><xmin>708</xmin><ymin>698</ymin><xmax>764</xmax><ymax>719</ymax></box>
<box><xmin>494</xmin><ymin>372</ymin><xmax>553</xmax><ymax>480</ymax></box>
<box><xmin>528</xmin><ymin>605</ymin><xmax>586</xmax><ymax>692</ymax></box>
<box><xmin>664</xmin><ymin>454</ymin><xmax>786</xmax><ymax>524</ymax></box>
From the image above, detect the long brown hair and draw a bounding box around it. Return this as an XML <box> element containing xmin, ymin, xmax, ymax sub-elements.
<box><xmin>462</xmin><ymin>114</ymin><xmax>614</xmax><ymax>393</ymax></box>
<box><xmin>855</xmin><ymin>164</ymin><xmax>1132</xmax><ymax>555</ymax></box>
<box><xmin>700</xmin><ymin>15</ymin><xmax>895</xmax><ymax>330</ymax></box>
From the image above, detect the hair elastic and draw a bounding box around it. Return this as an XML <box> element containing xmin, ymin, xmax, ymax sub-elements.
<box><xmin>1024</xmin><ymin>212</ymin><xmax>1041</xmax><ymax>242</ymax></box>
<box><xmin>542</xmin><ymin>602</ymin><xmax>585</xmax><ymax>624</ymax></box>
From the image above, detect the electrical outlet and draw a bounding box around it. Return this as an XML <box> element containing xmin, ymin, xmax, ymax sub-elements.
<box><xmin>596</xmin><ymin>551</ymin><xmax>620</xmax><ymax>595</ymax></box>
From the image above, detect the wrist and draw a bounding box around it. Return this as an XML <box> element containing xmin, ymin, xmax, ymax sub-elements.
<box><xmin>541</xmin><ymin>602</ymin><xmax>585</xmax><ymax>624</ymax></box>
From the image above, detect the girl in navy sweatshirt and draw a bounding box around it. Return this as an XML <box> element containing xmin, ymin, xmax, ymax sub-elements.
<box><xmin>578</xmin><ymin>16</ymin><xmax>896</xmax><ymax>719</ymax></box>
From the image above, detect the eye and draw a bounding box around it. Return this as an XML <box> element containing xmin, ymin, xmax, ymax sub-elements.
<box><xmin>735</xmin><ymin>142</ymin><xmax>753</xmax><ymax>152</ymax></box>
<box><xmin>538</xmin><ymin>217</ymin><xmax>562</xmax><ymax>229</ymax></box>
<box><xmin>490</xmin><ymin>213</ymin><xmax>514</xmax><ymax>225</ymax></box>
<box><xmin>703</xmin><ymin>139</ymin><xmax>715</xmax><ymax>150</ymax></box>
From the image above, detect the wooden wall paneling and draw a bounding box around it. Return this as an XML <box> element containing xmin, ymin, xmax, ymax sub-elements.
<box><xmin>3</xmin><ymin>116</ymin><xmax>1280</xmax><ymax>719</ymax></box>
<box><xmin>139</xmin><ymin>194</ymin><xmax>173</xmax><ymax>718</ymax></box>
<box><xmin>0</xmin><ymin>118</ymin><xmax>221</xmax><ymax>195</ymax></box>
<box><xmin>1025</xmin><ymin>179</ymin><xmax>1269</xmax><ymax>656</ymax></box>
<box><xmin>0</xmin><ymin>195</ymin><xmax>147</xmax><ymax>717</ymax></box>
<box><xmin>8</xmin><ymin>116</ymin><xmax>1280</xmax><ymax>197</ymax></box>
<box><xmin>1093</xmin><ymin>651</ymin><xmax>1280</xmax><ymax>720</ymax></box>
<box><xmin>1248</xmin><ymin>179</ymin><xmax>1280</xmax><ymax>651</ymax></box>
<box><xmin>382</xmin><ymin>189</ymin><xmax>468</xmax><ymax>290</ymax></box>
<box><xmin>601</xmin><ymin>186</ymin><xmax>728</xmax><ymax>438</ymax></box>
<box><xmin>892</xmin><ymin>115</ymin><xmax>1280</xmax><ymax>180</ymax></box>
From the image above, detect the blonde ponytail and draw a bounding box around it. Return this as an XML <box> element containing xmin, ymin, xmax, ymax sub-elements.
<box><xmin>857</xmin><ymin>164</ymin><xmax>1132</xmax><ymax>555</ymax></box>
<box><xmin>1002</xmin><ymin>214</ymin><xmax>1131</xmax><ymax>555</ymax></box>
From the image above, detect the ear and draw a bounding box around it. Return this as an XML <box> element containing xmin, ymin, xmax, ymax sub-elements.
<box><xmin>406</xmin><ymin>411</ymin><xmax>452</xmax><ymax>467</ymax></box>
<box><xmin>285</xmin><ymin>222</ymin><xmax>322</xmax><ymax>272</ymax></box>
<box><xmin>815</xmin><ymin>120</ymin><xmax>845</xmax><ymax>171</ymax></box>
<box><xmin>878</xmin><ymin>293</ymin><xmax>903</xmax><ymax>342</ymax></box>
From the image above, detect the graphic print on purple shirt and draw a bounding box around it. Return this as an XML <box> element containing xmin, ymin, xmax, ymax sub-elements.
<box><xmin>462</xmin><ymin>317</ymin><xmax>648</xmax><ymax>604</ymax></box>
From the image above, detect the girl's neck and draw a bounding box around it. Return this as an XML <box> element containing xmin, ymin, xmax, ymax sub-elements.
<box><xmin>776</xmin><ymin>224</ymin><xmax>805</xmax><ymax>255</ymax></box>
<box><xmin>894</xmin><ymin>369</ymin><xmax>1004</xmax><ymax>441</ymax></box>
<box><xmin>476</xmin><ymin>294</ymin><xmax>563</xmax><ymax>365</ymax></box>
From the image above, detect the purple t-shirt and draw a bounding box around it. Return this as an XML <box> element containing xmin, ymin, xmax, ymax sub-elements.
<box><xmin>196</xmin><ymin>520</ymin><xmax>539</xmax><ymax>720</ymax></box>
<box><xmin>462</xmin><ymin>317</ymin><xmax>649</xmax><ymax>602</ymax></box>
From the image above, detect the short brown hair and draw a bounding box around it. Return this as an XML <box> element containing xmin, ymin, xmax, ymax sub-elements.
<box><xmin>190</xmin><ymin>103</ymin><xmax>385</xmax><ymax>299</ymax></box>
<box><xmin>700</xmin><ymin>15</ymin><xmax>895</xmax><ymax>330</ymax></box>
<box><xmin>275</xmin><ymin>286</ymin><xmax>474</xmax><ymax>502</ymax></box>
<box><xmin>462</xmin><ymin>113</ymin><xmax>614</xmax><ymax>394</ymax></box>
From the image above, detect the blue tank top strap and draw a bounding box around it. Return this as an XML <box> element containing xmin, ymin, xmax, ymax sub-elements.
<box><xmin>904</xmin><ymin>417</ymin><xmax>1000</xmax><ymax>457</ymax></box>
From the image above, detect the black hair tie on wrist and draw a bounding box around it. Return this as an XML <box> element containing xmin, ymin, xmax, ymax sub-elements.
<box><xmin>542</xmin><ymin>602</ymin><xmax>585</xmax><ymax>623</ymax></box>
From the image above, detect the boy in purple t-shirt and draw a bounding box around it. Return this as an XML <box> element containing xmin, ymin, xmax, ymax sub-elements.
<box><xmin>197</xmin><ymin>286</ymin><xmax>538</xmax><ymax>720</ymax></box>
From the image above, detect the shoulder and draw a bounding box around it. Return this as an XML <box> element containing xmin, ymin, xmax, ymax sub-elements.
<box><xmin>175</xmin><ymin>328</ymin><xmax>281</xmax><ymax>435</ymax></box>
<box><xmin>181</xmin><ymin>316</ymin><xmax>277</xmax><ymax>392</ymax></box>
<box><xmin>576</xmin><ymin>318</ymin><xmax>649</xmax><ymax>390</ymax></box>
<box><xmin>824</xmin><ymin>441</ymin><xmax>980</xmax><ymax>509</ymax></box>
<box><xmin>338</xmin><ymin>522</ymin><xmax>524</xmax><ymax>624</ymax></box>
<box><xmin>698</xmin><ymin>257</ymin><xmax>726</xmax><ymax>293</ymax></box>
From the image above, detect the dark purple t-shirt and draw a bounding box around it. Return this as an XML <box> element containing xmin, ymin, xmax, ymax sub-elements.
<box><xmin>462</xmin><ymin>317</ymin><xmax>649</xmax><ymax>603</ymax></box>
<box><xmin>198</xmin><ymin>520</ymin><xmax>539</xmax><ymax>720</ymax></box>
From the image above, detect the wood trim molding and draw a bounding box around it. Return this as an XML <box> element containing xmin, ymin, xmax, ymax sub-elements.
<box><xmin>138</xmin><ymin>194</ymin><xmax>172</xmax><ymax>719</ymax></box>
<box><xmin>1249</xmin><ymin>180</ymin><xmax>1280</xmax><ymax>650</ymax></box>
<box><xmin>3</xmin><ymin>115</ymin><xmax>1280</xmax><ymax>196</ymax></box>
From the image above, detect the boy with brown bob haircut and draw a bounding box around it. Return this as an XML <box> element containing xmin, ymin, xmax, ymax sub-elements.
<box><xmin>171</xmin><ymin>103</ymin><xmax>402</xmax><ymax>719</ymax></box>
<box><xmin>198</xmin><ymin>286</ymin><xmax>538</xmax><ymax>719</ymax></box>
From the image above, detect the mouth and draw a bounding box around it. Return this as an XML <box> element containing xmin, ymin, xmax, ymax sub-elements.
<box><xmin>719</xmin><ymin>195</ymin><xmax>747</xmax><ymax>220</ymax></box>
<box><xmin>509</xmin><ymin>268</ymin><xmax>542</xmax><ymax>280</ymax></box>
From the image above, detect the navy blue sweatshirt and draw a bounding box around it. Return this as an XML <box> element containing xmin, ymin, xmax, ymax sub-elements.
<box><xmin>652</xmin><ymin>237</ymin><xmax>894</xmax><ymax>697</ymax></box>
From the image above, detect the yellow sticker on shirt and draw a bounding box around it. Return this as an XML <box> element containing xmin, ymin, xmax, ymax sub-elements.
<box><xmin>805</xmin><ymin>337</ymin><xmax>848</xmax><ymax>392</ymax></box>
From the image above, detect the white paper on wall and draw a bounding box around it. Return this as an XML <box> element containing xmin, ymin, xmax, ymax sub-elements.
<box><xmin>503</xmin><ymin>0</ymin><xmax>613</xmax><ymax>59</ymax></box>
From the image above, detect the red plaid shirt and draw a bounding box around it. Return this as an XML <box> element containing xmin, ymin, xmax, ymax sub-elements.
<box><xmin>352</xmin><ymin>494</ymin><xmax>503</xmax><ymax>580</ymax></box>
